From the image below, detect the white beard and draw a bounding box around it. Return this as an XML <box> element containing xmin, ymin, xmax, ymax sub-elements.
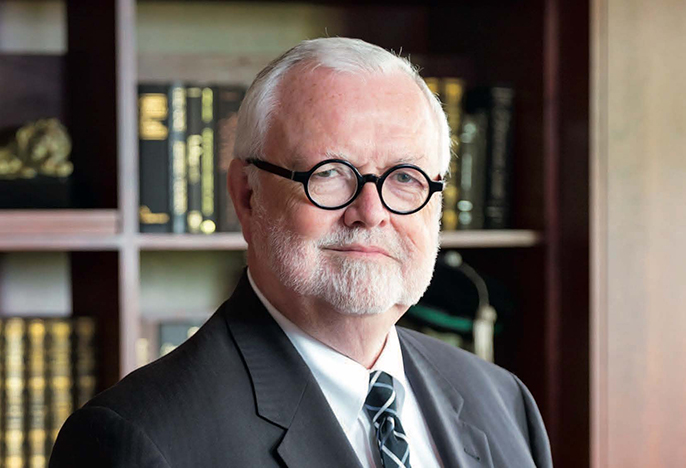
<box><xmin>252</xmin><ymin>201</ymin><xmax>440</xmax><ymax>316</ymax></box>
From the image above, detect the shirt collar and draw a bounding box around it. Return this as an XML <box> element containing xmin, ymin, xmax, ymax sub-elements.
<box><xmin>247</xmin><ymin>269</ymin><xmax>407</xmax><ymax>434</ymax></box>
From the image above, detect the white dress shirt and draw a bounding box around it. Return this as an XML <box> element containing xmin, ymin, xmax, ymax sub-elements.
<box><xmin>248</xmin><ymin>271</ymin><xmax>443</xmax><ymax>468</ymax></box>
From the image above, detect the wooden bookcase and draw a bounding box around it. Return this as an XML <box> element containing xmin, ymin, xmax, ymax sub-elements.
<box><xmin>0</xmin><ymin>1</ymin><xmax>589</xmax><ymax>467</ymax></box>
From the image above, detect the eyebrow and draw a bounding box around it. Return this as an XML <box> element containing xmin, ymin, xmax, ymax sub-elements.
<box><xmin>291</xmin><ymin>151</ymin><xmax>430</xmax><ymax>172</ymax></box>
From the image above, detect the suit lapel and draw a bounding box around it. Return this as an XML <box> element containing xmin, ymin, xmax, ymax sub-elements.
<box><xmin>400</xmin><ymin>331</ymin><xmax>494</xmax><ymax>468</ymax></box>
<box><xmin>222</xmin><ymin>273</ymin><xmax>362</xmax><ymax>468</ymax></box>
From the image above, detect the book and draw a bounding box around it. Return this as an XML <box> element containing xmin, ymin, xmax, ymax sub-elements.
<box><xmin>456</xmin><ymin>112</ymin><xmax>488</xmax><ymax>229</ymax></box>
<box><xmin>27</xmin><ymin>319</ymin><xmax>47</xmax><ymax>468</ymax></box>
<box><xmin>464</xmin><ymin>86</ymin><xmax>516</xmax><ymax>229</ymax></box>
<box><xmin>214</xmin><ymin>86</ymin><xmax>246</xmax><ymax>232</ymax></box>
<box><xmin>169</xmin><ymin>82</ymin><xmax>188</xmax><ymax>234</ymax></box>
<box><xmin>200</xmin><ymin>87</ymin><xmax>217</xmax><ymax>235</ymax></box>
<box><xmin>74</xmin><ymin>318</ymin><xmax>97</xmax><ymax>410</ymax></box>
<box><xmin>138</xmin><ymin>84</ymin><xmax>172</xmax><ymax>233</ymax></box>
<box><xmin>441</xmin><ymin>77</ymin><xmax>465</xmax><ymax>231</ymax></box>
<box><xmin>186</xmin><ymin>87</ymin><xmax>204</xmax><ymax>234</ymax></box>
<box><xmin>47</xmin><ymin>320</ymin><xmax>72</xmax><ymax>445</ymax></box>
<box><xmin>3</xmin><ymin>318</ymin><xmax>25</xmax><ymax>468</ymax></box>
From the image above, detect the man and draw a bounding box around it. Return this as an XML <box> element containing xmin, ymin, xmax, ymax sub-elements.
<box><xmin>50</xmin><ymin>38</ymin><xmax>552</xmax><ymax>468</ymax></box>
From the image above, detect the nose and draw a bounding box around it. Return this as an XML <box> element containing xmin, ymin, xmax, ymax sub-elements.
<box><xmin>343</xmin><ymin>182</ymin><xmax>389</xmax><ymax>228</ymax></box>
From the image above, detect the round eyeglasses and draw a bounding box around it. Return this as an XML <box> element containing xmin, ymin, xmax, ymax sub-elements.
<box><xmin>247</xmin><ymin>158</ymin><xmax>445</xmax><ymax>215</ymax></box>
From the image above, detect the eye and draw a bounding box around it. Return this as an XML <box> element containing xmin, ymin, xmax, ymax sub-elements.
<box><xmin>393</xmin><ymin>170</ymin><xmax>419</xmax><ymax>184</ymax></box>
<box><xmin>313</xmin><ymin>168</ymin><xmax>340</xmax><ymax>179</ymax></box>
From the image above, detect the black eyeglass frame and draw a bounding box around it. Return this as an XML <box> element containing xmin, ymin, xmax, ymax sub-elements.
<box><xmin>247</xmin><ymin>158</ymin><xmax>445</xmax><ymax>215</ymax></box>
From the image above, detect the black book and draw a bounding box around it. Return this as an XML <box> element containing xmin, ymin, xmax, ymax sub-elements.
<box><xmin>186</xmin><ymin>86</ymin><xmax>204</xmax><ymax>234</ymax></box>
<box><xmin>456</xmin><ymin>112</ymin><xmax>489</xmax><ymax>230</ymax></box>
<box><xmin>464</xmin><ymin>86</ymin><xmax>515</xmax><ymax>229</ymax></box>
<box><xmin>214</xmin><ymin>86</ymin><xmax>246</xmax><ymax>232</ymax></box>
<box><xmin>138</xmin><ymin>84</ymin><xmax>171</xmax><ymax>233</ymax></box>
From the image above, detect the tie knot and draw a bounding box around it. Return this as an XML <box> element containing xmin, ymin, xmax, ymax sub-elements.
<box><xmin>364</xmin><ymin>370</ymin><xmax>399</xmax><ymax>424</ymax></box>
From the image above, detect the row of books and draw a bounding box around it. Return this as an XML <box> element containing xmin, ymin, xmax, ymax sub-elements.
<box><xmin>139</xmin><ymin>78</ymin><xmax>515</xmax><ymax>234</ymax></box>
<box><xmin>138</xmin><ymin>83</ymin><xmax>246</xmax><ymax>234</ymax></box>
<box><xmin>424</xmin><ymin>78</ymin><xmax>515</xmax><ymax>230</ymax></box>
<box><xmin>0</xmin><ymin>317</ymin><xmax>97</xmax><ymax>468</ymax></box>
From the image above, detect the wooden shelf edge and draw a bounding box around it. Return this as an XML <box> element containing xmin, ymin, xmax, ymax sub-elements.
<box><xmin>440</xmin><ymin>230</ymin><xmax>543</xmax><ymax>248</ymax></box>
<box><xmin>135</xmin><ymin>230</ymin><xmax>541</xmax><ymax>251</ymax></box>
<box><xmin>0</xmin><ymin>210</ymin><xmax>120</xmax><ymax>236</ymax></box>
<box><xmin>0</xmin><ymin>235</ymin><xmax>121</xmax><ymax>251</ymax></box>
<box><xmin>136</xmin><ymin>233</ymin><xmax>247</xmax><ymax>250</ymax></box>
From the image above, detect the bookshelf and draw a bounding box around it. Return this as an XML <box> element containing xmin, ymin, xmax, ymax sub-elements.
<box><xmin>0</xmin><ymin>1</ymin><xmax>590</xmax><ymax>467</ymax></box>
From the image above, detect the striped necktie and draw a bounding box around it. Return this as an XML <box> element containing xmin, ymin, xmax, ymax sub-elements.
<box><xmin>364</xmin><ymin>370</ymin><xmax>412</xmax><ymax>468</ymax></box>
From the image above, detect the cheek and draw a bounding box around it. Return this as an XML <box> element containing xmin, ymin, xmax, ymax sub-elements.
<box><xmin>289</xmin><ymin>204</ymin><xmax>341</xmax><ymax>239</ymax></box>
<box><xmin>397</xmin><ymin>204</ymin><xmax>441</xmax><ymax>254</ymax></box>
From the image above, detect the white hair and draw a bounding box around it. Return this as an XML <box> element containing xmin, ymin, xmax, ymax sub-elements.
<box><xmin>234</xmin><ymin>37</ymin><xmax>451</xmax><ymax>177</ymax></box>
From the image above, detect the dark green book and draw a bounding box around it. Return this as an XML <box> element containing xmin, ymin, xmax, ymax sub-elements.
<box><xmin>186</xmin><ymin>86</ymin><xmax>204</xmax><ymax>234</ymax></box>
<box><xmin>138</xmin><ymin>84</ymin><xmax>171</xmax><ymax>233</ymax></box>
<box><xmin>464</xmin><ymin>86</ymin><xmax>515</xmax><ymax>229</ymax></box>
<box><xmin>168</xmin><ymin>82</ymin><xmax>188</xmax><ymax>234</ymax></box>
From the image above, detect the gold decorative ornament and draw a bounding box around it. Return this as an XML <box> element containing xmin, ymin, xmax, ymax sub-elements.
<box><xmin>0</xmin><ymin>118</ymin><xmax>73</xmax><ymax>179</ymax></box>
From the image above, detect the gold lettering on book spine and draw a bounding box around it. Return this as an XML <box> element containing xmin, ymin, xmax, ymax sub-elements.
<box><xmin>48</xmin><ymin>321</ymin><xmax>72</xmax><ymax>445</ymax></box>
<box><xmin>201</xmin><ymin>88</ymin><xmax>215</xmax><ymax>231</ymax></box>
<box><xmin>187</xmin><ymin>135</ymin><xmax>202</xmax><ymax>184</ymax></box>
<box><xmin>28</xmin><ymin>320</ymin><xmax>47</xmax><ymax>468</ymax></box>
<box><xmin>442</xmin><ymin>78</ymin><xmax>465</xmax><ymax>231</ymax></box>
<box><xmin>139</xmin><ymin>94</ymin><xmax>168</xmax><ymax>140</ymax></box>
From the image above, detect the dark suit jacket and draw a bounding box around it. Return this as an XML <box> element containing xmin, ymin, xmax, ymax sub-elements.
<box><xmin>50</xmin><ymin>273</ymin><xmax>552</xmax><ymax>468</ymax></box>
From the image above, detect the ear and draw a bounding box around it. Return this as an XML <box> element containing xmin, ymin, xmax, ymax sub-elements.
<box><xmin>227</xmin><ymin>158</ymin><xmax>254</xmax><ymax>244</ymax></box>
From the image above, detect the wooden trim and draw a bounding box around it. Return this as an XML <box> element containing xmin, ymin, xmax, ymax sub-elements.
<box><xmin>543</xmin><ymin>0</ymin><xmax>563</xmax><ymax>452</ymax></box>
<box><xmin>137</xmin><ymin>233</ymin><xmax>247</xmax><ymax>250</ymax></box>
<box><xmin>117</xmin><ymin>0</ymin><xmax>141</xmax><ymax>378</ymax></box>
<box><xmin>0</xmin><ymin>236</ymin><xmax>120</xmax><ymax>251</ymax></box>
<box><xmin>440</xmin><ymin>230</ymin><xmax>543</xmax><ymax>249</ymax></box>
<box><xmin>0</xmin><ymin>210</ymin><xmax>119</xmax><ymax>235</ymax></box>
<box><xmin>590</xmin><ymin>0</ymin><xmax>609</xmax><ymax>466</ymax></box>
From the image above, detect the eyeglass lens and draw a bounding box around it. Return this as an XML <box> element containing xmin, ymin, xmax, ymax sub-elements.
<box><xmin>306</xmin><ymin>162</ymin><xmax>430</xmax><ymax>213</ymax></box>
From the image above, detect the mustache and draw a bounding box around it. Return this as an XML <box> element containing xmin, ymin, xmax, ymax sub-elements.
<box><xmin>316</xmin><ymin>227</ymin><xmax>407</xmax><ymax>260</ymax></box>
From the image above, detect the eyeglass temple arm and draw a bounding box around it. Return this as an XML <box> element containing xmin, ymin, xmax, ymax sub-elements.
<box><xmin>429</xmin><ymin>179</ymin><xmax>445</xmax><ymax>193</ymax></box>
<box><xmin>247</xmin><ymin>158</ymin><xmax>299</xmax><ymax>180</ymax></box>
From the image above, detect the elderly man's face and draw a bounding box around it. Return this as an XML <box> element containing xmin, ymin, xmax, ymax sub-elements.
<box><xmin>250</xmin><ymin>67</ymin><xmax>442</xmax><ymax>315</ymax></box>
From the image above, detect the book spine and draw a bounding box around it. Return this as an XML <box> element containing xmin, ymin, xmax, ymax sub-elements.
<box><xmin>3</xmin><ymin>319</ymin><xmax>25</xmax><ymax>468</ymax></box>
<box><xmin>215</xmin><ymin>86</ymin><xmax>246</xmax><ymax>232</ymax></box>
<box><xmin>169</xmin><ymin>83</ymin><xmax>188</xmax><ymax>234</ymax></box>
<box><xmin>200</xmin><ymin>87</ymin><xmax>217</xmax><ymax>234</ymax></box>
<box><xmin>47</xmin><ymin>320</ymin><xmax>72</xmax><ymax>446</ymax></box>
<box><xmin>484</xmin><ymin>87</ymin><xmax>515</xmax><ymax>229</ymax></box>
<box><xmin>138</xmin><ymin>84</ymin><xmax>171</xmax><ymax>233</ymax></box>
<box><xmin>441</xmin><ymin>78</ymin><xmax>465</xmax><ymax>231</ymax></box>
<box><xmin>186</xmin><ymin>87</ymin><xmax>204</xmax><ymax>234</ymax></box>
<box><xmin>27</xmin><ymin>319</ymin><xmax>47</xmax><ymax>468</ymax></box>
<box><xmin>457</xmin><ymin>112</ymin><xmax>488</xmax><ymax>229</ymax></box>
<box><xmin>74</xmin><ymin>318</ymin><xmax>97</xmax><ymax>410</ymax></box>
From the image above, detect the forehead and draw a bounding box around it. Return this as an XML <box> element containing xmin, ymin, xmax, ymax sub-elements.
<box><xmin>265</xmin><ymin>66</ymin><xmax>441</xmax><ymax>172</ymax></box>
